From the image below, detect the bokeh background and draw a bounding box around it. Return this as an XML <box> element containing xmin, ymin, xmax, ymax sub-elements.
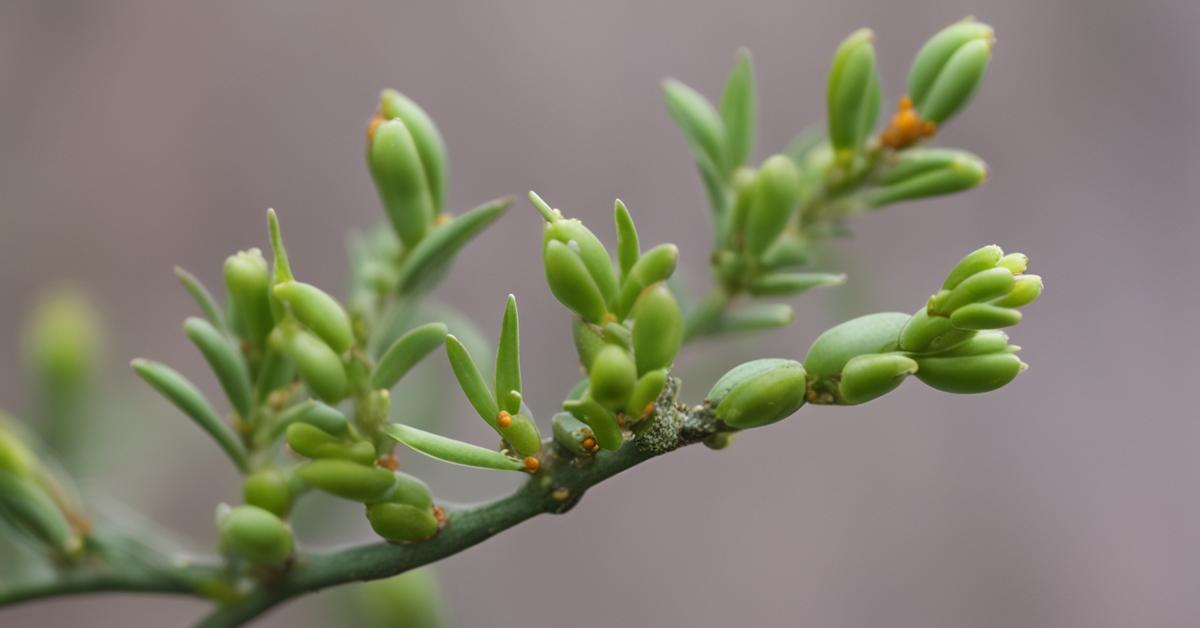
<box><xmin>2</xmin><ymin>1</ymin><xmax>1198</xmax><ymax>626</ymax></box>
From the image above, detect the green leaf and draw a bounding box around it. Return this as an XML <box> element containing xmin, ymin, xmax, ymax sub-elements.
<box><xmin>614</xmin><ymin>199</ymin><xmax>640</xmax><ymax>282</ymax></box>
<box><xmin>371</xmin><ymin>322</ymin><xmax>448</xmax><ymax>390</ymax></box>
<box><xmin>662</xmin><ymin>79</ymin><xmax>727</xmax><ymax>180</ymax></box>
<box><xmin>720</xmin><ymin>49</ymin><xmax>757</xmax><ymax>171</ymax></box>
<box><xmin>493</xmin><ymin>296</ymin><xmax>522</xmax><ymax>414</ymax></box>
<box><xmin>827</xmin><ymin>28</ymin><xmax>881</xmax><ymax>159</ymax></box>
<box><xmin>383</xmin><ymin>423</ymin><xmax>526</xmax><ymax>471</ymax></box>
<box><xmin>445</xmin><ymin>335</ymin><xmax>499</xmax><ymax>427</ymax></box>
<box><xmin>131</xmin><ymin>358</ymin><xmax>248</xmax><ymax>471</ymax></box>
<box><xmin>748</xmin><ymin>272</ymin><xmax>846</xmax><ymax>296</ymax></box>
<box><xmin>183</xmin><ymin>317</ymin><xmax>253</xmax><ymax>419</ymax></box>
<box><xmin>717</xmin><ymin>303</ymin><xmax>795</xmax><ymax>334</ymax></box>
<box><xmin>393</xmin><ymin>198</ymin><xmax>511</xmax><ymax>295</ymax></box>
<box><xmin>175</xmin><ymin>266</ymin><xmax>227</xmax><ymax>333</ymax></box>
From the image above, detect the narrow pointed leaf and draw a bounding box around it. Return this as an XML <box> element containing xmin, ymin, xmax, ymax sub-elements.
<box><xmin>175</xmin><ymin>266</ymin><xmax>227</xmax><ymax>332</ymax></box>
<box><xmin>184</xmin><ymin>317</ymin><xmax>253</xmax><ymax>419</ymax></box>
<box><xmin>445</xmin><ymin>335</ymin><xmax>499</xmax><ymax>426</ymax></box>
<box><xmin>132</xmin><ymin>359</ymin><xmax>248</xmax><ymax>471</ymax></box>
<box><xmin>494</xmin><ymin>296</ymin><xmax>522</xmax><ymax>414</ymax></box>
<box><xmin>383</xmin><ymin>424</ymin><xmax>526</xmax><ymax>471</ymax></box>
<box><xmin>394</xmin><ymin>198</ymin><xmax>511</xmax><ymax>295</ymax></box>
<box><xmin>720</xmin><ymin>49</ymin><xmax>756</xmax><ymax>170</ymax></box>
<box><xmin>614</xmin><ymin>199</ymin><xmax>640</xmax><ymax>282</ymax></box>
<box><xmin>371</xmin><ymin>322</ymin><xmax>448</xmax><ymax>390</ymax></box>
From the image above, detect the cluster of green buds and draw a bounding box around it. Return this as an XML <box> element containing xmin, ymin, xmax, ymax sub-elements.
<box><xmin>803</xmin><ymin>245</ymin><xmax>1040</xmax><ymax>404</ymax></box>
<box><xmin>357</xmin><ymin>89</ymin><xmax>509</xmax><ymax>306</ymax></box>
<box><xmin>0</xmin><ymin>417</ymin><xmax>87</xmax><ymax>560</ymax></box>
<box><xmin>123</xmin><ymin>91</ymin><xmax>537</xmax><ymax>563</ymax></box>
<box><xmin>662</xmin><ymin>20</ymin><xmax>995</xmax><ymax>340</ymax></box>
<box><xmin>700</xmin><ymin>244</ymin><xmax>1040</xmax><ymax>428</ymax></box>
<box><xmin>531</xmin><ymin>194</ymin><xmax>683</xmax><ymax>453</ymax></box>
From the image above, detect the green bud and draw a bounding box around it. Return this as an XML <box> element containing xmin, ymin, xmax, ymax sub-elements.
<box><xmin>217</xmin><ymin>504</ymin><xmax>293</xmax><ymax>566</ymax></box>
<box><xmin>366</xmin><ymin>502</ymin><xmax>439</xmax><ymax>543</ymax></box>
<box><xmin>552</xmin><ymin>412</ymin><xmax>597</xmax><ymax>456</ymax></box>
<box><xmin>355</xmin><ymin>569</ymin><xmax>447</xmax><ymax>628</ymax></box>
<box><xmin>184</xmin><ymin>317</ymin><xmax>253</xmax><ymax>420</ymax></box>
<box><xmin>866</xmin><ymin>148</ymin><xmax>987</xmax><ymax>207</ymax></box>
<box><xmin>716</xmin><ymin>303</ymin><xmax>795</xmax><ymax>334</ymax></box>
<box><xmin>383</xmin><ymin>423</ymin><xmax>528</xmax><ymax>472</ymax></box>
<box><xmin>543</xmin><ymin>239</ymin><xmax>609</xmax><ymax>324</ymax></box>
<box><xmin>297</xmin><ymin>459</ymin><xmax>396</xmax><ymax>502</ymax></box>
<box><xmin>662</xmin><ymin>79</ymin><xmax>727</xmax><ymax>176</ymax></box>
<box><xmin>242</xmin><ymin>469</ymin><xmax>294</xmax><ymax>518</ymax></box>
<box><xmin>224</xmin><ymin>249</ymin><xmax>274</xmax><ymax>347</ymax></box>
<box><xmin>949</xmin><ymin>303</ymin><xmax>1022</xmax><ymax>330</ymax></box>
<box><xmin>626</xmin><ymin>369</ymin><xmax>668</xmax><ymax>422</ymax></box>
<box><xmin>494</xmin><ymin>295</ymin><xmax>522</xmax><ymax>415</ymax></box>
<box><xmin>997</xmin><ymin>252</ymin><xmax>1029</xmax><ymax>275</ymax></box>
<box><xmin>837</xmin><ymin>353</ymin><xmax>919</xmax><ymax>405</ymax></box>
<box><xmin>381</xmin><ymin>470</ymin><xmax>434</xmax><ymax>510</ymax></box>
<box><xmin>368</xmin><ymin>118</ymin><xmax>434</xmax><ymax>248</ymax></box>
<box><xmin>588</xmin><ymin>345</ymin><xmax>637</xmax><ymax>410</ymax></box>
<box><xmin>371</xmin><ymin>322</ymin><xmax>448</xmax><ymax>391</ymax></box>
<box><xmin>0</xmin><ymin>420</ymin><xmax>36</xmax><ymax>478</ymax></box>
<box><xmin>803</xmin><ymin>312</ymin><xmax>911</xmax><ymax>378</ymax></box>
<box><xmin>942</xmin><ymin>244</ymin><xmax>1003</xmax><ymax>290</ymax></box>
<box><xmin>708</xmin><ymin>359</ymin><xmax>806</xmax><ymax>428</ymax></box>
<box><xmin>285</xmin><ymin>423</ymin><xmax>375</xmax><ymax>465</ymax></box>
<box><xmin>25</xmin><ymin>287</ymin><xmax>101</xmax><ymax>388</ymax></box>
<box><xmin>897</xmin><ymin>307</ymin><xmax>972</xmax><ymax>353</ymax></box>
<box><xmin>914</xmin><ymin>351</ymin><xmax>1025</xmax><ymax>394</ymax></box>
<box><xmin>273</xmin><ymin>281</ymin><xmax>354</xmax><ymax>354</ymax></box>
<box><xmin>0</xmin><ymin>470</ymin><xmax>81</xmax><ymax>557</ymax></box>
<box><xmin>720</xmin><ymin>49</ymin><xmax>757</xmax><ymax>170</ymax></box>
<box><xmin>499</xmin><ymin>413</ymin><xmax>542</xmax><ymax>458</ymax></box>
<box><xmin>270</xmin><ymin>401</ymin><xmax>348</xmax><ymax>439</ymax></box>
<box><xmin>632</xmin><ymin>284</ymin><xmax>682</xmax><ymax>376</ymax></box>
<box><xmin>748</xmin><ymin>272</ymin><xmax>846</xmax><ymax>296</ymax></box>
<box><xmin>282</xmin><ymin>328</ymin><xmax>348</xmax><ymax>404</ymax></box>
<box><xmin>744</xmin><ymin>155</ymin><xmax>802</xmax><ymax>256</ymax></box>
<box><xmin>378</xmin><ymin>90</ymin><xmax>447</xmax><ymax>214</ymax></box>
<box><xmin>827</xmin><ymin>29</ymin><xmax>881</xmax><ymax>160</ymax></box>
<box><xmin>543</xmin><ymin>215</ymin><xmax>619</xmax><ymax>307</ymax></box>
<box><xmin>616</xmin><ymin>243</ymin><xmax>679</xmax><ymax>320</ymax></box>
<box><xmin>993</xmin><ymin>274</ymin><xmax>1043</xmax><ymax>308</ymax></box>
<box><xmin>931</xmin><ymin>267</ymin><xmax>1015</xmax><ymax>314</ymax></box>
<box><xmin>932</xmin><ymin>330</ymin><xmax>1013</xmax><ymax>357</ymax></box>
<box><xmin>572</xmin><ymin>319</ymin><xmax>608</xmax><ymax>372</ymax></box>
<box><xmin>907</xmin><ymin>19</ymin><xmax>994</xmax><ymax>124</ymax></box>
<box><xmin>562</xmin><ymin>398</ymin><xmax>624</xmax><ymax>451</ymax></box>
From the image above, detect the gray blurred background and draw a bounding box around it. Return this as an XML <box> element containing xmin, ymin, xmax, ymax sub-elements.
<box><xmin>1</xmin><ymin>0</ymin><xmax>1198</xmax><ymax>626</ymax></box>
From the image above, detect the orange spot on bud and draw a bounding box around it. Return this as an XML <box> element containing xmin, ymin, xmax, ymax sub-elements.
<box><xmin>642</xmin><ymin>402</ymin><xmax>655</xmax><ymax>419</ymax></box>
<box><xmin>523</xmin><ymin>456</ymin><xmax>540</xmax><ymax>472</ymax></box>
<box><xmin>581</xmin><ymin>437</ymin><xmax>596</xmax><ymax>450</ymax></box>
<box><xmin>497</xmin><ymin>411</ymin><xmax>513</xmax><ymax>428</ymax></box>
<box><xmin>378</xmin><ymin>455</ymin><xmax>400</xmax><ymax>470</ymax></box>
<box><xmin>880</xmin><ymin>95</ymin><xmax>936</xmax><ymax>149</ymax></box>
<box><xmin>434</xmin><ymin>213</ymin><xmax>452</xmax><ymax>226</ymax></box>
<box><xmin>367</xmin><ymin>113</ymin><xmax>385</xmax><ymax>143</ymax></box>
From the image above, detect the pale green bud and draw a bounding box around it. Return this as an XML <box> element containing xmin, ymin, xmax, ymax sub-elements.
<box><xmin>907</xmin><ymin>19</ymin><xmax>995</xmax><ymax>124</ymax></box>
<box><xmin>708</xmin><ymin>359</ymin><xmax>807</xmax><ymax>428</ymax></box>
<box><xmin>914</xmin><ymin>351</ymin><xmax>1025</xmax><ymax>394</ymax></box>
<box><xmin>827</xmin><ymin>29</ymin><xmax>882</xmax><ymax>160</ymax></box>
<box><xmin>217</xmin><ymin>504</ymin><xmax>293</xmax><ymax>566</ymax></box>
<box><xmin>803</xmin><ymin>312</ymin><xmax>911</xmax><ymax>378</ymax></box>
<box><xmin>837</xmin><ymin>353</ymin><xmax>919</xmax><ymax>405</ymax></box>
